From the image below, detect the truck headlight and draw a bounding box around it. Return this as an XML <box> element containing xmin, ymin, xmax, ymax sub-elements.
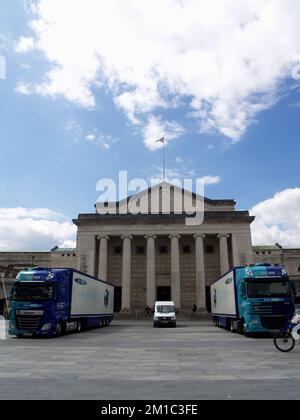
<box><xmin>154</xmin><ymin>317</ymin><xmax>159</xmax><ymax>321</ymax></box>
<box><xmin>41</xmin><ymin>323</ymin><xmax>52</xmax><ymax>331</ymax></box>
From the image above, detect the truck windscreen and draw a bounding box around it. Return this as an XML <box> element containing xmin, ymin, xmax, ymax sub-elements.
<box><xmin>12</xmin><ymin>284</ymin><xmax>54</xmax><ymax>302</ymax></box>
<box><xmin>246</xmin><ymin>279</ymin><xmax>291</xmax><ymax>298</ymax></box>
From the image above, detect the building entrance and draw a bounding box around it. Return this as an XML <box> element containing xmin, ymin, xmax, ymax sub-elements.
<box><xmin>157</xmin><ymin>286</ymin><xmax>171</xmax><ymax>302</ymax></box>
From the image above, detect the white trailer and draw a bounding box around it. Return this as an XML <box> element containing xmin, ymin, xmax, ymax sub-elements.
<box><xmin>211</xmin><ymin>270</ymin><xmax>237</xmax><ymax>319</ymax></box>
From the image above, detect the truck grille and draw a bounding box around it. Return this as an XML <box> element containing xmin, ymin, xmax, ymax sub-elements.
<box><xmin>16</xmin><ymin>315</ymin><xmax>42</xmax><ymax>331</ymax></box>
<box><xmin>260</xmin><ymin>316</ymin><xmax>285</xmax><ymax>330</ymax></box>
<box><xmin>251</xmin><ymin>302</ymin><xmax>292</xmax><ymax>315</ymax></box>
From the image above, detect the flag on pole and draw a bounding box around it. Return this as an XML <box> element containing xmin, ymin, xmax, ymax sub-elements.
<box><xmin>156</xmin><ymin>137</ymin><xmax>165</xmax><ymax>143</ymax></box>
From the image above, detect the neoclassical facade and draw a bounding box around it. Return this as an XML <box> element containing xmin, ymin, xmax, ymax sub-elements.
<box><xmin>74</xmin><ymin>183</ymin><xmax>254</xmax><ymax>312</ymax></box>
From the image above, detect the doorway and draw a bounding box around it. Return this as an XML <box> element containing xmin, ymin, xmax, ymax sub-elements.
<box><xmin>157</xmin><ymin>286</ymin><xmax>171</xmax><ymax>302</ymax></box>
<box><xmin>114</xmin><ymin>287</ymin><xmax>122</xmax><ymax>313</ymax></box>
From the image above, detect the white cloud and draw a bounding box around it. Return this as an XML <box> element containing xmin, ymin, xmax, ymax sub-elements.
<box><xmin>198</xmin><ymin>176</ymin><xmax>221</xmax><ymax>185</ymax></box>
<box><xmin>16</xmin><ymin>0</ymin><xmax>300</xmax><ymax>146</ymax></box>
<box><xmin>15</xmin><ymin>83</ymin><xmax>32</xmax><ymax>95</ymax></box>
<box><xmin>251</xmin><ymin>188</ymin><xmax>300</xmax><ymax>248</ymax></box>
<box><xmin>86</xmin><ymin>130</ymin><xmax>115</xmax><ymax>150</ymax></box>
<box><xmin>0</xmin><ymin>208</ymin><xmax>76</xmax><ymax>251</ymax></box>
<box><xmin>143</xmin><ymin>116</ymin><xmax>185</xmax><ymax>150</ymax></box>
<box><xmin>15</xmin><ymin>36</ymin><xmax>35</xmax><ymax>53</ymax></box>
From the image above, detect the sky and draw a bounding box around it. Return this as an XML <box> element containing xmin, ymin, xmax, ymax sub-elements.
<box><xmin>0</xmin><ymin>0</ymin><xmax>300</xmax><ymax>251</ymax></box>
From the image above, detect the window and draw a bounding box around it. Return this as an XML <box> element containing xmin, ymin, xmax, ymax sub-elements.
<box><xmin>136</xmin><ymin>246</ymin><xmax>145</xmax><ymax>255</ymax></box>
<box><xmin>114</xmin><ymin>246</ymin><xmax>122</xmax><ymax>255</ymax></box>
<box><xmin>206</xmin><ymin>245</ymin><xmax>214</xmax><ymax>254</ymax></box>
<box><xmin>183</xmin><ymin>245</ymin><xmax>191</xmax><ymax>254</ymax></box>
<box><xmin>159</xmin><ymin>245</ymin><xmax>168</xmax><ymax>254</ymax></box>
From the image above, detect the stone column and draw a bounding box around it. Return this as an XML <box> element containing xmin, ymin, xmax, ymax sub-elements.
<box><xmin>231</xmin><ymin>234</ymin><xmax>240</xmax><ymax>267</ymax></box>
<box><xmin>98</xmin><ymin>236</ymin><xmax>109</xmax><ymax>281</ymax></box>
<box><xmin>218</xmin><ymin>234</ymin><xmax>230</xmax><ymax>276</ymax></box>
<box><xmin>121</xmin><ymin>235</ymin><xmax>133</xmax><ymax>312</ymax></box>
<box><xmin>145</xmin><ymin>235</ymin><xmax>156</xmax><ymax>308</ymax></box>
<box><xmin>169</xmin><ymin>234</ymin><xmax>181</xmax><ymax>309</ymax></box>
<box><xmin>194</xmin><ymin>234</ymin><xmax>206</xmax><ymax>311</ymax></box>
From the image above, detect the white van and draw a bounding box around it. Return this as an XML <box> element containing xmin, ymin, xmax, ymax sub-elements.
<box><xmin>153</xmin><ymin>301</ymin><xmax>176</xmax><ymax>328</ymax></box>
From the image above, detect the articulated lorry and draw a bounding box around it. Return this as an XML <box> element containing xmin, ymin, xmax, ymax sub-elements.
<box><xmin>9</xmin><ymin>268</ymin><xmax>114</xmax><ymax>338</ymax></box>
<box><xmin>211</xmin><ymin>264</ymin><xmax>295</xmax><ymax>335</ymax></box>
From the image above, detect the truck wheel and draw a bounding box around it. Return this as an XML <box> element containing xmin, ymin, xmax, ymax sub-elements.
<box><xmin>77</xmin><ymin>321</ymin><xmax>82</xmax><ymax>333</ymax></box>
<box><xmin>243</xmin><ymin>324</ymin><xmax>251</xmax><ymax>338</ymax></box>
<box><xmin>230</xmin><ymin>320</ymin><xmax>235</xmax><ymax>333</ymax></box>
<box><xmin>55</xmin><ymin>323</ymin><xmax>63</xmax><ymax>337</ymax></box>
<box><xmin>237</xmin><ymin>320</ymin><xmax>244</xmax><ymax>335</ymax></box>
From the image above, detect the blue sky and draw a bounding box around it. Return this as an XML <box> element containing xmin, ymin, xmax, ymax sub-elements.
<box><xmin>0</xmin><ymin>0</ymin><xmax>300</xmax><ymax>250</ymax></box>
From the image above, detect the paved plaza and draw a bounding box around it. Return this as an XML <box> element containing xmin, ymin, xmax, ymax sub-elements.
<box><xmin>0</xmin><ymin>320</ymin><xmax>300</xmax><ymax>400</ymax></box>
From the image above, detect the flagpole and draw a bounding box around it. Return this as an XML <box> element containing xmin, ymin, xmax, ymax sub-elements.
<box><xmin>155</xmin><ymin>137</ymin><xmax>166</xmax><ymax>182</ymax></box>
<box><xmin>163</xmin><ymin>139</ymin><xmax>166</xmax><ymax>181</ymax></box>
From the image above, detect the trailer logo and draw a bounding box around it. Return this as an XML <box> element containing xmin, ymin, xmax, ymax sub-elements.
<box><xmin>75</xmin><ymin>278</ymin><xmax>87</xmax><ymax>286</ymax></box>
<box><xmin>104</xmin><ymin>290</ymin><xmax>109</xmax><ymax>308</ymax></box>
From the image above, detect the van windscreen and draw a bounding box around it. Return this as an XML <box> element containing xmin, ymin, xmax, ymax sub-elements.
<box><xmin>156</xmin><ymin>305</ymin><xmax>174</xmax><ymax>313</ymax></box>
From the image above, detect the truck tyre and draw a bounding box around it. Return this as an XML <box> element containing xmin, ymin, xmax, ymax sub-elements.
<box><xmin>55</xmin><ymin>322</ymin><xmax>63</xmax><ymax>337</ymax></box>
<box><xmin>230</xmin><ymin>320</ymin><xmax>235</xmax><ymax>333</ymax></box>
<box><xmin>77</xmin><ymin>320</ymin><xmax>82</xmax><ymax>333</ymax></box>
<box><xmin>243</xmin><ymin>324</ymin><xmax>251</xmax><ymax>338</ymax></box>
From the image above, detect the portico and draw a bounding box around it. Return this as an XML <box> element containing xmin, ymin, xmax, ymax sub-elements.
<box><xmin>73</xmin><ymin>182</ymin><xmax>254</xmax><ymax>313</ymax></box>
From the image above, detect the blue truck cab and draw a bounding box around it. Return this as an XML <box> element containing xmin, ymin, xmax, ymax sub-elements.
<box><xmin>9</xmin><ymin>267</ymin><xmax>114</xmax><ymax>338</ymax></box>
<box><xmin>211</xmin><ymin>264</ymin><xmax>295</xmax><ymax>335</ymax></box>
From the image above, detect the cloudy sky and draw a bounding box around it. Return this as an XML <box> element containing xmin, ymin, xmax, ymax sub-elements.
<box><xmin>0</xmin><ymin>0</ymin><xmax>300</xmax><ymax>250</ymax></box>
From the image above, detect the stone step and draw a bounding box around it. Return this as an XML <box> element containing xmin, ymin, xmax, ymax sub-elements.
<box><xmin>114</xmin><ymin>311</ymin><xmax>212</xmax><ymax>321</ymax></box>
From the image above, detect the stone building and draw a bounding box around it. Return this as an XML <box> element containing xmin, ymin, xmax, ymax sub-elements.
<box><xmin>74</xmin><ymin>182</ymin><xmax>254</xmax><ymax>312</ymax></box>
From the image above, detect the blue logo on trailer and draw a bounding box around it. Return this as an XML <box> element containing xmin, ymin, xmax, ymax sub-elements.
<box><xmin>104</xmin><ymin>290</ymin><xmax>109</xmax><ymax>308</ymax></box>
<box><xmin>75</xmin><ymin>278</ymin><xmax>87</xmax><ymax>286</ymax></box>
